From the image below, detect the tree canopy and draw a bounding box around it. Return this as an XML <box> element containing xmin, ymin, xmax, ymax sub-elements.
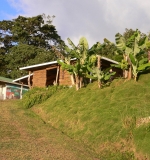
<box><xmin>0</xmin><ymin>14</ymin><xmax>64</xmax><ymax>78</ymax></box>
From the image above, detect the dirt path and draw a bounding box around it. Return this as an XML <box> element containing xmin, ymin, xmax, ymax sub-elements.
<box><xmin>0</xmin><ymin>100</ymin><xmax>99</xmax><ymax>160</ymax></box>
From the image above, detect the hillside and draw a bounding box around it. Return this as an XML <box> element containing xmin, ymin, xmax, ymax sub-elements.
<box><xmin>31</xmin><ymin>73</ymin><xmax>150</xmax><ymax>159</ymax></box>
<box><xmin>0</xmin><ymin>100</ymin><xmax>99</xmax><ymax>160</ymax></box>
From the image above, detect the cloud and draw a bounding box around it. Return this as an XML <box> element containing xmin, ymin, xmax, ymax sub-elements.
<box><xmin>6</xmin><ymin>0</ymin><xmax>150</xmax><ymax>47</ymax></box>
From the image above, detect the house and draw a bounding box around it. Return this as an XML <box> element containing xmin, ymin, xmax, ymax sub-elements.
<box><xmin>0</xmin><ymin>76</ymin><xmax>29</xmax><ymax>100</ymax></box>
<box><xmin>15</xmin><ymin>57</ymin><xmax>123</xmax><ymax>88</ymax></box>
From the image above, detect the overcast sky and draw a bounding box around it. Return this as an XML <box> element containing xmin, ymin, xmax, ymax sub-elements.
<box><xmin>1</xmin><ymin>0</ymin><xmax>150</xmax><ymax>47</ymax></box>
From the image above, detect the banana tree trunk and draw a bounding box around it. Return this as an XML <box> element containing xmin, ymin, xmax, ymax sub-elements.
<box><xmin>133</xmin><ymin>72</ymin><xmax>137</xmax><ymax>81</ymax></box>
<box><xmin>97</xmin><ymin>55</ymin><xmax>101</xmax><ymax>69</ymax></box>
<box><xmin>124</xmin><ymin>54</ymin><xmax>129</xmax><ymax>79</ymax></box>
<box><xmin>70</xmin><ymin>74</ymin><xmax>75</xmax><ymax>86</ymax></box>
<box><xmin>124</xmin><ymin>70</ymin><xmax>128</xmax><ymax>79</ymax></box>
<box><xmin>98</xmin><ymin>80</ymin><xmax>101</xmax><ymax>88</ymax></box>
<box><xmin>79</xmin><ymin>77</ymin><xmax>83</xmax><ymax>89</ymax></box>
<box><xmin>75</xmin><ymin>75</ymin><xmax>80</xmax><ymax>91</ymax></box>
<box><xmin>128</xmin><ymin>65</ymin><xmax>132</xmax><ymax>80</ymax></box>
<box><xmin>148</xmin><ymin>51</ymin><xmax>150</xmax><ymax>62</ymax></box>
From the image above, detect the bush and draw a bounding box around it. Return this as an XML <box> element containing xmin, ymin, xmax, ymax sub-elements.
<box><xmin>22</xmin><ymin>85</ymin><xmax>69</xmax><ymax>108</ymax></box>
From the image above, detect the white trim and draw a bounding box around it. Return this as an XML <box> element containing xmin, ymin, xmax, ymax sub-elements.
<box><xmin>13</xmin><ymin>74</ymin><xmax>33</xmax><ymax>82</ymax></box>
<box><xmin>101</xmin><ymin>56</ymin><xmax>119</xmax><ymax>64</ymax></box>
<box><xmin>20</xmin><ymin>61</ymin><xmax>58</xmax><ymax>70</ymax></box>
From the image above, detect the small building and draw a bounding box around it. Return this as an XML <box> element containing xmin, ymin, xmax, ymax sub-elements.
<box><xmin>15</xmin><ymin>57</ymin><xmax>123</xmax><ymax>88</ymax></box>
<box><xmin>0</xmin><ymin>76</ymin><xmax>29</xmax><ymax>100</ymax></box>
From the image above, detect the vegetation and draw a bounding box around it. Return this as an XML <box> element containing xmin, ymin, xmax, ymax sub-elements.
<box><xmin>58</xmin><ymin>37</ymin><xmax>96</xmax><ymax>90</ymax></box>
<box><xmin>30</xmin><ymin>73</ymin><xmax>150</xmax><ymax>159</ymax></box>
<box><xmin>114</xmin><ymin>29</ymin><xmax>150</xmax><ymax>81</ymax></box>
<box><xmin>1</xmin><ymin>14</ymin><xmax>150</xmax><ymax>159</ymax></box>
<box><xmin>0</xmin><ymin>14</ymin><xmax>64</xmax><ymax>78</ymax></box>
<box><xmin>58</xmin><ymin>37</ymin><xmax>116</xmax><ymax>90</ymax></box>
<box><xmin>22</xmin><ymin>85</ymin><xmax>68</xmax><ymax>108</ymax></box>
<box><xmin>0</xmin><ymin>100</ymin><xmax>97</xmax><ymax>160</ymax></box>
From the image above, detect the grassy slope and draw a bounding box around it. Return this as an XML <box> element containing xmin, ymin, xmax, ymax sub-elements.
<box><xmin>32</xmin><ymin>74</ymin><xmax>150</xmax><ymax>159</ymax></box>
<box><xmin>0</xmin><ymin>100</ymin><xmax>99</xmax><ymax>160</ymax></box>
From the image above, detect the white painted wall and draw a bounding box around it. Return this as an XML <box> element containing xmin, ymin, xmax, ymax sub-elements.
<box><xmin>0</xmin><ymin>85</ymin><xmax>6</xmax><ymax>100</ymax></box>
<box><xmin>3</xmin><ymin>86</ymin><xmax>6</xmax><ymax>100</ymax></box>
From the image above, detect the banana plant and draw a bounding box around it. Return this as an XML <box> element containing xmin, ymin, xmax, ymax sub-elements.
<box><xmin>86</xmin><ymin>66</ymin><xmax>116</xmax><ymax>88</ymax></box>
<box><xmin>115</xmin><ymin>29</ymin><xmax>150</xmax><ymax>81</ymax></box>
<box><xmin>58</xmin><ymin>37</ymin><xmax>96</xmax><ymax>90</ymax></box>
<box><xmin>129</xmin><ymin>54</ymin><xmax>150</xmax><ymax>80</ymax></box>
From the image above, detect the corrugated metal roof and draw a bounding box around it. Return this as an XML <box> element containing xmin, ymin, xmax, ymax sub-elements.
<box><xmin>19</xmin><ymin>57</ymin><xmax>118</xmax><ymax>71</ymax></box>
<box><xmin>0</xmin><ymin>76</ymin><xmax>13</xmax><ymax>83</ymax></box>
<box><xmin>0</xmin><ymin>76</ymin><xmax>29</xmax><ymax>87</ymax></box>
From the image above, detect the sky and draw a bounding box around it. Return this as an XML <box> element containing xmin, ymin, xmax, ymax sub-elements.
<box><xmin>1</xmin><ymin>0</ymin><xmax>150</xmax><ymax>47</ymax></box>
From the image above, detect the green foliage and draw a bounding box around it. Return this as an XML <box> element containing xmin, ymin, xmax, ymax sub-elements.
<box><xmin>58</xmin><ymin>37</ymin><xmax>98</xmax><ymax>90</ymax></box>
<box><xmin>32</xmin><ymin>73</ymin><xmax>150</xmax><ymax>159</ymax></box>
<box><xmin>111</xmin><ymin>59</ymin><xmax>129</xmax><ymax>70</ymax></box>
<box><xmin>86</xmin><ymin>67</ymin><xmax>116</xmax><ymax>87</ymax></box>
<box><xmin>94</xmin><ymin>39</ymin><xmax>122</xmax><ymax>61</ymax></box>
<box><xmin>0</xmin><ymin>14</ymin><xmax>63</xmax><ymax>78</ymax></box>
<box><xmin>115</xmin><ymin>29</ymin><xmax>150</xmax><ymax>80</ymax></box>
<box><xmin>5</xmin><ymin>44</ymin><xmax>57</xmax><ymax>79</ymax></box>
<box><xmin>0</xmin><ymin>14</ymin><xmax>62</xmax><ymax>47</ymax></box>
<box><xmin>22</xmin><ymin>85</ymin><xmax>67</xmax><ymax>108</ymax></box>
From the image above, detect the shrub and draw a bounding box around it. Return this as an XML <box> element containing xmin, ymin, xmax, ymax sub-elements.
<box><xmin>22</xmin><ymin>85</ymin><xmax>69</xmax><ymax>108</ymax></box>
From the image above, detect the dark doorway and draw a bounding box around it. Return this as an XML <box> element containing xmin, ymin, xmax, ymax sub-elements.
<box><xmin>46</xmin><ymin>68</ymin><xmax>57</xmax><ymax>86</ymax></box>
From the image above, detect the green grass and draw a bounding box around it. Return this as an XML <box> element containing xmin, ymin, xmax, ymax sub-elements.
<box><xmin>31</xmin><ymin>74</ymin><xmax>150</xmax><ymax>159</ymax></box>
<box><xmin>0</xmin><ymin>100</ymin><xmax>99</xmax><ymax>160</ymax></box>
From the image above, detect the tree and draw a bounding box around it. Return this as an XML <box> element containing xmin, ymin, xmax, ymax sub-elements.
<box><xmin>115</xmin><ymin>29</ymin><xmax>150</xmax><ymax>81</ymax></box>
<box><xmin>58</xmin><ymin>37</ymin><xmax>98</xmax><ymax>90</ymax></box>
<box><xmin>5</xmin><ymin>44</ymin><xmax>57</xmax><ymax>79</ymax></box>
<box><xmin>93</xmin><ymin>39</ymin><xmax>123</xmax><ymax>62</ymax></box>
<box><xmin>58</xmin><ymin>37</ymin><xmax>115</xmax><ymax>90</ymax></box>
<box><xmin>0</xmin><ymin>14</ymin><xmax>63</xmax><ymax>78</ymax></box>
<box><xmin>86</xmin><ymin>65</ymin><xmax>116</xmax><ymax>88</ymax></box>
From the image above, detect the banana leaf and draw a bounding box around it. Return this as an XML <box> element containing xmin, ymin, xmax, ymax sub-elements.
<box><xmin>134</xmin><ymin>39</ymin><xmax>140</xmax><ymax>56</ymax></box>
<box><xmin>111</xmin><ymin>63</ymin><xmax>121</xmax><ymax>69</ymax></box>
<box><xmin>67</xmin><ymin>38</ymin><xmax>76</xmax><ymax>50</ymax></box>
<box><xmin>138</xmin><ymin>63</ymin><xmax>150</xmax><ymax>71</ymax></box>
<box><xmin>125</xmin><ymin>47</ymin><xmax>132</xmax><ymax>55</ymax></box>
<box><xmin>86</xmin><ymin>73</ymin><xmax>97</xmax><ymax>80</ymax></box>
<box><xmin>139</xmin><ymin>58</ymin><xmax>148</xmax><ymax>65</ymax></box>
<box><xmin>129</xmin><ymin>53</ymin><xmax>136</xmax><ymax>66</ymax></box>
<box><xmin>115</xmin><ymin>33</ymin><xmax>126</xmax><ymax>50</ymax></box>
<box><xmin>104</xmin><ymin>72</ymin><xmax>116</xmax><ymax>81</ymax></box>
<box><xmin>79</xmin><ymin>37</ymin><xmax>89</xmax><ymax>50</ymax></box>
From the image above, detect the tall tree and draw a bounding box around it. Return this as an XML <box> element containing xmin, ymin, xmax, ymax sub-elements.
<box><xmin>5</xmin><ymin>44</ymin><xmax>57</xmax><ymax>79</ymax></box>
<box><xmin>0</xmin><ymin>14</ymin><xmax>64</xmax><ymax>78</ymax></box>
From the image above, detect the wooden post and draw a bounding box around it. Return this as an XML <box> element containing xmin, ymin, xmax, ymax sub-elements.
<box><xmin>28</xmin><ymin>71</ymin><xmax>31</xmax><ymax>89</ymax></box>
<box><xmin>20</xmin><ymin>83</ymin><xmax>23</xmax><ymax>99</ymax></box>
<box><xmin>55</xmin><ymin>66</ymin><xmax>59</xmax><ymax>85</ymax></box>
